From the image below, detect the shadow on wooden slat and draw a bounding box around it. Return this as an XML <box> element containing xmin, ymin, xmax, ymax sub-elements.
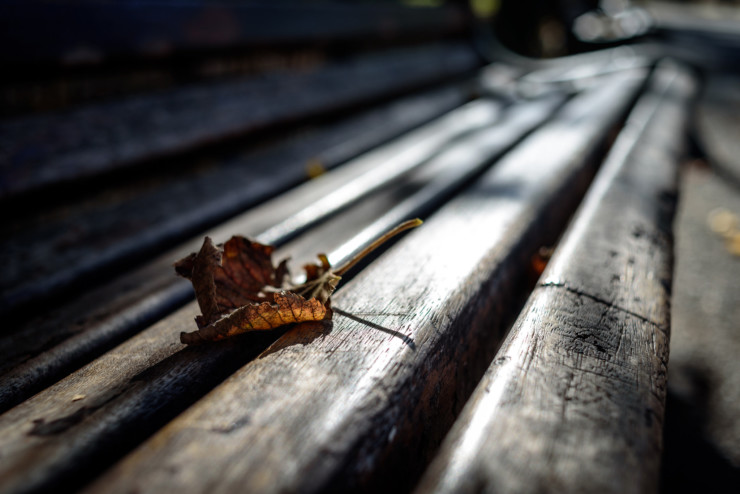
<box><xmin>334</xmin><ymin>309</ymin><xmax>416</xmax><ymax>351</ymax></box>
<box><xmin>259</xmin><ymin>320</ymin><xmax>335</xmax><ymax>359</ymax></box>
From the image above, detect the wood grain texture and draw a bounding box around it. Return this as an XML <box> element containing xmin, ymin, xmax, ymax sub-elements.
<box><xmin>0</xmin><ymin>90</ymin><xmax>564</xmax><ymax>494</ymax></box>
<box><xmin>0</xmin><ymin>43</ymin><xmax>477</xmax><ymax>200</ymax></box>
<box><xmin>0</xmin><ymin>92</ymin><xmax>498</xmax><ymax>413</ymax></box>
<box><xmin>0</xmin><ymin>83</ymin><xmax>469</xmax><ymax>318</ymax></box>
<box><xmin>80</xmin><ymin>68</ymin><xmax>647</xmax><ymax>494</ymax></box>
<box><xmin>415</xmin><ymin>62</ymin><xmax>696</xmax><ymax>494</ymax></box>
<box><xmin>0</xmin><ymin>230</ymin><xmax>368</xmax><ymax>494</ymax></box>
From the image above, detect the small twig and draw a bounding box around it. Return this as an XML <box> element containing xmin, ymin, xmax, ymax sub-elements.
<box><xmin>333</xmin><ymin>218</ymin><xmax>423</xmax><ymax>276</ymax></box>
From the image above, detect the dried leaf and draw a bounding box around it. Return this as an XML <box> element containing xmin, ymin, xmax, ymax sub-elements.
<box><xmin>294</xmin><ymin>253</ymin><xmax>341</xmax><ymax>305</ymax></box>
<box><xmin>176</xmin><ymin>219</ymin><xmax>422</xmax><ymax>344</ymax></box>
<box><xmin>180</xmin><ymin>290</ymin><xmax>329</xmax><ymax>345</ymax></box>
<box><xmin>176</xmin><ymin>236</ymin><xmax>329</xmax><ymax>344</ymax></box>
<box><xmin>175</xmin><ymin>236</ymin><xmax>288</xmax><ymax>328</ymax></box>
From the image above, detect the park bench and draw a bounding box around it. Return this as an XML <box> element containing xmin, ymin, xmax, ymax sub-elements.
<box><xmin>0</xmin><ymin>2</ymin><xmax>737</xmax><ymax>493</ymax></box>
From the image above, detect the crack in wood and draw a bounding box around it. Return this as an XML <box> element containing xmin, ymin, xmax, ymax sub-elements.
<box><xmin>28</xmin><ymin>386</ymin><xmax>130</xmax><ymax>436</ymax></box>
<box><xmin>538</xmin><ymin>281</ymin><xmax>667</xmax><ymax>332</ymax></box>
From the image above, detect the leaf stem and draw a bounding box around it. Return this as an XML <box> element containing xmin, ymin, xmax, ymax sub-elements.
<box><xmin>333</xmin><ymin>218</ymin><xmax>423</xmax><ymax>276</ymax></box>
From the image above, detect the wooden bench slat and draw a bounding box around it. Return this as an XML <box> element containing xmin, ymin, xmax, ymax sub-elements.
<box><xmin>0</xmin><ymin>2</ymin><xmax>466</xmax><ymax>65</ymax></box>
<box><xmin>80</xmin><ymin>68</ymin><xmax>647</xmax><ymax>494</ymax></box>
<box><xmin>0</xmin><ymin>42</ymin><xmax>478</xmax><ymax>200</ymax></box>
<box><xmin>415</xmin><ymin>61</ymin><xmax>696</xmax><ymax>494</ymax></box>
<box><xmin>0</xmin><ymin>82</ymin><xmax>472</xmax><ymax>319</ymax></box>
<box><xmin>0</xmin><ymin>91</ymin><xmax>500</xmax><ymax>412</ymax></box>
<box><xmin>0</xmin><ymin>88</ymin><xmax>566</xmax><ymax>494</ymax></box>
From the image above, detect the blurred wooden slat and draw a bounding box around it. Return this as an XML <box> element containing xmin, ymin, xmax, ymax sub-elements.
<box><xmin>0</xmin><ymin>83</ymin><xmax>472</xmax><ymax>319</ymax></box>
<box><xmin>415</xmin><ymin>62</ymin><xmax>696</xmax><ymax>494</ymax></box>
<box><xmin>0</xmin><ymin>1</ymin><xmax>467</xmax><ymax>65</ymax></box>
<box><xmin>80</xmin><ymin>68</ymin><xmax>647</xmax><ymax>494</ymax></box>
<box><xmin>0</xmin><ymin>92</ymin><xmax>501</xmax><ymax>411</ymax></box>
<box><xmin>0</xmin><ymin>42</ymin><xmax>478</xmax><ymax>200</ymax></box>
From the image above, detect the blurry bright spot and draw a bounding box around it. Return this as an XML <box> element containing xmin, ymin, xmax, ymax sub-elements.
<box><xmin>305</xmin><ymin>159</ymin><xmax>327</xmax><ymax>179</ymax></box>
<box><xmin>616</xmin><ymin>9</ymin><xmax>651</xmax><ymax>37</ymax></box>
<box><xmin>573</xmin><ymin>12</ymin><xmax>605</xmax><ymax>41</ymax></box>
<box><xmin>707</xmin><ymin>207</ymin><xmax>740</xmax><ymax>257</ymax></box>
<box><xmin>708</xmin><ymin>208</ymin><xmax>738</xmax><ymax>238</ymax></box>
<box><xmin>470</xmin><ymin>0</ymin><xmax>500</xmax><ymax>19</ymax></box>
<box><xmin>618</xmin><ymin>14</ymin><xmax>639</xmax><ymax>37</ymax></box>
<box><xmin>601</xmin><ymin>0</ymin><xmax>629</xmax><ymax>16</ymax></box>
<box><xmin>727</xmin><ymin>234</ymin><xmax>740</xmax><ymax>257</ymax></box>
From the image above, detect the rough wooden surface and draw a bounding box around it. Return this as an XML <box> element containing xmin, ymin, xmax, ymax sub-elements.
<box><xmin>0</xmin><ymin>83</ymin><xmax>470</xmax><ymax>318</ymax></box>
<box><xmin>0</xmin><ymin>87</ymin><xmax>569</xmax><ymax>494</ymax></box>
<box><xmin>78</xmin><ymin>69</ymin><xmax>646</xmax><ymax>494</ymax></box>
<box><xmin>0</xmin><ymin>43</ymin><xmax>477</xmax><ymax>199</ymax></box>
<box><xmin>0</xmin><ymin>93</ymin><xmax>502</xmax><ymax>413</ymax></box>
<box><xmin>415</xmin><ymin>62</ymin><xmax>696</xmax><ymax>494</ymax></box>
<box><xmin>0</xmin><ymin>223</ymin><xmax>368</xmax><ymax>494</ymax></box>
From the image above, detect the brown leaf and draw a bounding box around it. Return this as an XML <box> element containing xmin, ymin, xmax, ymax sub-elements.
<box><xmin>175</xmin><ymin>219</ymin><xmax>422</xmax><ymax>344</ymax></box>
<box><xmin>175</xmin><ymin>236</ymin><xmax>334</xmax><ymax>345</ymax></box>
<box><xmin>294</xmin><ymin>253</ymin><xmax>341</xmax><ymax>305</ymax></box>
<box><xmin>180</xmin><ymin>290</ymin><xmax>330</xmax><ymax>345</ymax></box>
<box><xmin>175</xmin><ymin>236</ymin><xmax>288</xmax><ymax>328</ymax></box>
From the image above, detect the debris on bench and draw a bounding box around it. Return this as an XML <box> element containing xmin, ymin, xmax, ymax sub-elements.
<box><xmin>415</xmin><ymin>61</ymin><xmax>696</xmax><ymax>494</ymax></box>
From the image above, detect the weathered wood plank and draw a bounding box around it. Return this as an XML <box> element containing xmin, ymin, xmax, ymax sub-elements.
<box><xmin>0</xmin><ymin>88</ymin><xmax>567</xmax><ymax>494</ymax></box>
<box><xmin>0</xmin><ymin>93</ymin><xmax>504</xmax><ymax>411</ymax></box>
<box><xmin>415</xmin><ymin>61</ymin><xmax>696</xmax><ymax>494</ymax></box>
<box><xmin>81</xmin><ymin>68</ymin><xmax>647</xmax><ymax>494</ymax></box>
<box><xmin>0</xmin><ymin>83</ymin><xmax>472</xmax><ymax>319</ymax></box>
<box><xmin>0</xmin><ymin>2</ymin><xmax>467</xmax><ymax>65</ymax></box>
<box><xmin>0</xmin><ymin>42</ymin><xmax>478</xmax><ymax>200</ymax></box>
<box><xmin>0</xmin><ymin>210</ymin><xmax>391</xmax><ymax>494</ymax></box>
